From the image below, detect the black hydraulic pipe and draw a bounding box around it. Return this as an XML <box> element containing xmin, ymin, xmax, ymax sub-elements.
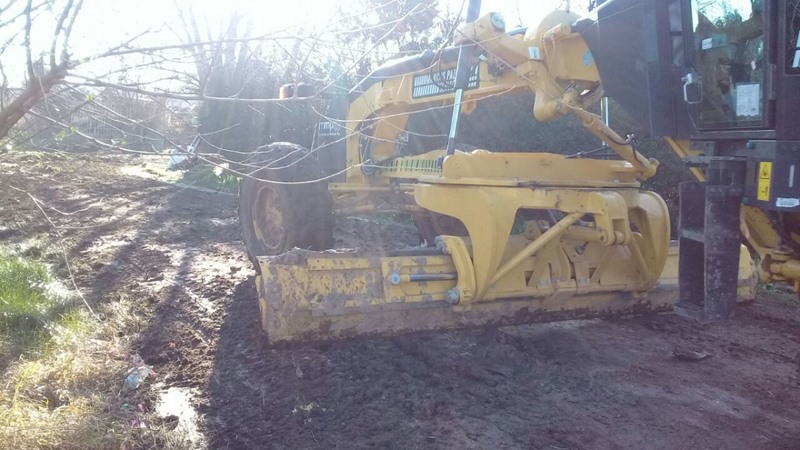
<box><xmin>465</xmin><ymin>0</ymin><xmax>481</xmax><ymax>22</ymax></box>
<box><xmin>387</xmin><ymin>272</ymin><xmax>459</xmax><ymax>285</ymax></box>
<box><xmin>445</xmin><ymin>0</ymin><xmax>481</xmax><ymax>156</ymax></box>
<box><xmin>409</xmin><ymin>273</ymin><xmax>458</xmax><ymax>282</ymax></box>
<box><xmin>388</xmin><ymin>247</ymin><xmax>445</xmax><ymax>257</ymax></box>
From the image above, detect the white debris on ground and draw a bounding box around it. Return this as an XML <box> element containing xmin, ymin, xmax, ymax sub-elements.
<box><xmin>155</xmin><ymin>384</ymin><xmax>205</xmax><ymax>447</ymax></box>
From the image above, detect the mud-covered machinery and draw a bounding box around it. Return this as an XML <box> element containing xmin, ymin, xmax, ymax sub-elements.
<box><xmin>238</xmin><ymin>0</ymin><xmax>800</xmax><ymax>342</ymax></box>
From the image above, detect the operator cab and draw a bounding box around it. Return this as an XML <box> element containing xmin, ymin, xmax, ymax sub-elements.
<box><xmin>579</xmin><ymin>0</ymin><xmax>800</xmax><ymax>212</ymax></box>
<box><xmin>692</xmin><ymin>0</ymin><xmax>767</xmax><ymax>130</ymax></box>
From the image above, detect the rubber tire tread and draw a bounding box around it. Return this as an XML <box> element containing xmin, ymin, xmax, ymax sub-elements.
<box><xmin>238</xmin><ymin>142</ymin><xmax>334</xmax><ymax>271</ymax></box>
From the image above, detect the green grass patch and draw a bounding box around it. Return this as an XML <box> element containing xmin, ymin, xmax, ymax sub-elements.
<box><xmin>179</xmin><ymin>164</ymin><xmax>239</xmax><ymax>192</ymax></box>
<box><xmin>0</xmin><ymin>246</ymin><xmax>189</xmax><ymax>449</ymax></box>
<box><xmin>0</xmin><ymin>250</ymin><xmax>71</xmax><ymax>354</ymax></box>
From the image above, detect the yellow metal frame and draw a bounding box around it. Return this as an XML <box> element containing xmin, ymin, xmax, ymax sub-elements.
<box><xmin>340</xmin><ymin>10</ymin><xmax>655</xmax><ymax>190</ymax></box>
<box><xmin>413</xmin><ymin>180</ymin><xmax>667</xmax><ymax>304</ymax></box>
<box><xmin>256</xmin><ymin>235</ymin><xmax>757</xmax><ymax>341</ymax></box>
<box><xmin>740</xmin><ymin>205</ymin><xmax>800</xmax><ymax>290</ymax></box>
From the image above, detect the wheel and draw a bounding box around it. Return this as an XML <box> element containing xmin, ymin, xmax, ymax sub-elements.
<box><xmin>410</xmin><ymin>142</ymin><xmax>475</xmax><ymax>245</ymax></box>
<box><xmin>238</xmin><ymin>142</ymin><xmax>334</xmax><ymax>271</ymax></box>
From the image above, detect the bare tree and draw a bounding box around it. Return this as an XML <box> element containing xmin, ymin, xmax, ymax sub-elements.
<box><xmin>0</xmin><ymin>0</ymin><xmax>83</xmax><ymax>140</ymax></box>
<box><xmin>1</xmin><ymin>0</ymin><xmax>449</xmax><ymax>165</ymax></box>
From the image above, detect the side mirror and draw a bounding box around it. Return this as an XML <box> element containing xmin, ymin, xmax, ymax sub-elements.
<box><xmin>682</xmin><ymin>71</ymin><xmax>703</xmax><ymax>104</ymax></box>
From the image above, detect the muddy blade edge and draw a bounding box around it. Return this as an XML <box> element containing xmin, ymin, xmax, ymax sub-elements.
<box><xmin>256</xmin><ymin>245</ymin><xmax>757</xmax><ymax>343</ymax></box>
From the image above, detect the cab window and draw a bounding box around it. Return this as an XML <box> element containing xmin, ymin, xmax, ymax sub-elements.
<box><xmin>692</xmin><ymin>0</ymin><xmax>765</xmax><ymax>128</ymax></box>
<box><xmin>789</xmin><ymin>0</ymin><xmax>800</xmax><ymax>74</ymax></box>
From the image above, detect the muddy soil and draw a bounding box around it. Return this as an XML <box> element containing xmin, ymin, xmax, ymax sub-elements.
<box><xmin>2</xmin><ymin>152</ymin><xmax>799</xmax><ymax>449</ymax></box>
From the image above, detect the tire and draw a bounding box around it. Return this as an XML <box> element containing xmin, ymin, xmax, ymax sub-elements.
<box><xmin>411</xmin><ymin>142</ymin><xmax>475</xmax><ymax>245</ymax></box>
<box><xmin>238</xmin><ymin>142</ymin><xmax>334</xmax><ymax>272</ymax></box>
<box><xmin>412</xmin><ymin>211</ymin><xmax>468</xmax><ymax>246</ymax></box>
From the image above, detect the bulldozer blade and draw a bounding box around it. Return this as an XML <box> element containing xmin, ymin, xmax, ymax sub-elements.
<box><xmin>256</xmin><ymin>243</ymin><xmax>757</xmax><ymax>343</ymax></box>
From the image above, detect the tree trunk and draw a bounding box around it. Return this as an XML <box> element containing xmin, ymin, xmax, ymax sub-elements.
<box><xmin>0</xmin><ymin>63</ymin><xmax>68</xmax><ymax>141</ymax></box>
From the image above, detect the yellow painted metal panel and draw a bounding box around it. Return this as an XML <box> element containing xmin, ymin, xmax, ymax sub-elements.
<box><xmin>255</xmin><ymin>238</ymin><xmax>757</xmax><ymax>342</ymax></box>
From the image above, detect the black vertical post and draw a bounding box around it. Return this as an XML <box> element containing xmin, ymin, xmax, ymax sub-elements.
<box><xmin>674</xmin><ymin>157</ymin><xmax>747</xmax><ymax>320</ymax></box>
<box><xmin>677</xmin><ymin>181</ymin><xmax>705</xmax><ymax>307</ymax></box>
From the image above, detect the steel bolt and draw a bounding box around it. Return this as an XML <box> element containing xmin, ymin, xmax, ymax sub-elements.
<box><xmin>490</xmin><ymin>12</ymin><xmax>506</xmax><ymax>31</ymax></box>
<box><xmin>435</xmin><ymin>236</ymin><xmax>447</xmax><ymax>253</ymax></box>
<box><xmin>388</xmin><ymin>271</ymin><xmax>401</xmax><ymax>285</ymax></box>
<box><xmin>445</xmin><ymin>289</ymin><xmax>460</xmax><ymax>305</ymax></box>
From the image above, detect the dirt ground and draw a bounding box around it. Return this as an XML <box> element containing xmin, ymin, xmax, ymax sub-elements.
<box><xmin>2</xmin><ymin>152</ymin><xmax>800</xmax><ymax>450</ymax></box>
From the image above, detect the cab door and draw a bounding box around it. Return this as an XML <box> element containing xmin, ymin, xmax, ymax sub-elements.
<box><xmin>688</xmin><ymin>0</ymin><xmax>773</xmax><ymax>130</ymax></box>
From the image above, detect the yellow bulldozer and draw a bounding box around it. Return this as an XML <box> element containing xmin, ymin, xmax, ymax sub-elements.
<box><xmin>237</xmin><ymin>0</ymin><xmax>800</xmax><ymax>342</ymax></box>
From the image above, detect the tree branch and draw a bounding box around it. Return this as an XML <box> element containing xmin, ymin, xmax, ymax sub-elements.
<box><xmin>49</xmin><ymin>0</ymin><xmax>75</xmax><ymax>69</ymax></box>
<box><xmin>23</xmin><ymin>0</ymin><xmax>33</xmax><ymax>80</ymax></box>
<box><xmin>83</xmin><ymin>32</ymin><xmax>292</xmax><ymax>63</ymax></box>
<box><xmin>60</xmin><ymin>0</ymin><xmax>83</xmax><ymax>63</ymax></box>
<box><xmin>65</xmin><ymin>74</ymin><xmax>315</xmax><ymax>104</ymax></box>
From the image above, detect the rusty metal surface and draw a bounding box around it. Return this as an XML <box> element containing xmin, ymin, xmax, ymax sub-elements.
<box><xmin>255</xmin><ymin>243</ymin><xmax>757</xmax><ymax>342</ymax></box>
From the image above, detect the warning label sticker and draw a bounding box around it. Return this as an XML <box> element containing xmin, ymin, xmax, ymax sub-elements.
<box><xmin>757</xmin><ymin>161</ymin><xmax>772</xmax><ymax>202</ymax></box>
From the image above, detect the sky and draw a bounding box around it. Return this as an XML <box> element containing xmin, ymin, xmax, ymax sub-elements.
<box><xmin>3</xmin><ymin>0</ymin><xmax>583</xmax><ymax>85</ymax></box>
<box><xmin>69</xmin><ymin>0</ymin><xmax>578</xmax><ymax>56</ymax></box>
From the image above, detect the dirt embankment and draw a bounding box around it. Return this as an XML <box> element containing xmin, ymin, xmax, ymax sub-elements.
<box><xmin>1</xmin><ymin>152</ymin><xmax>799</xmax><ymax>449</ymax></box>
